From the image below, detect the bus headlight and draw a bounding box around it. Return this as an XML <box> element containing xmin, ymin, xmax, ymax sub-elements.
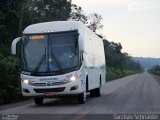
<box><xmin>22</xmin><ymin>79</ymin><xmax>32</xmax><ymax>85</ymax></box>
<box><xmin>66</xmin><ymin>74</ymin><xmax>79</xmax><ymax>82</ymax></box>
<box><xmin>70</xmin><ymin>75</ymin><xmax>76</xmax><ymax>81</ymax></box>
<box><xmin>69</xmin><ymin>74</ymin><xmax>79</xmax><ymax>82</ymax></box>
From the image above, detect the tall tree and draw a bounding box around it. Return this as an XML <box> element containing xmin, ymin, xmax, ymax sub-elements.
<box><xmin>69</xmin><ymin>4</ymin><xmax>88</xmax><ymax>24</ymax></box>
<box><xmin>5</xmin><ymin>10</ymin><xmax>20</xmax><ymax>41</ymax></box>
<box><xmin>29</xmin><ymin>0</ymin><xmax>71</xmax><ymax>23</ymax></box>
<box><xmin>0</xmin><ymin>0</ymin><xmax>22</xmax><ymax>13</ymax></box>
<box><xmin>14</xmin><ymin>0</ymin><xmax>72</xmax><ymax>33</ymax></box>
<box><xmin>103</xmin><ymin>39</ymin><xmax>142</xmax><ymax>71</ymax></box>
<box><xmin>87</xmin><ymin>13</ymin><xmax>103</xmax><ymax>32</ymax></box>
<box><xmin>69</xmin><ymin>6</ymin><xmax>103</xmax><ymax>32</ymax></box>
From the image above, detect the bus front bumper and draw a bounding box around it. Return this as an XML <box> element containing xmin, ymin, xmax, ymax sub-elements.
<box><xmin>21</xmin><ymin>80</ymin><xmax>85</xmax><ymax>97</ymax></box>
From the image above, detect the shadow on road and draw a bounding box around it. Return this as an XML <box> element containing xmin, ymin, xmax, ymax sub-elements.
<box><xmin>31</xmin><ymin>94</ymin><xmax>100</xmax><ymax>107</ymax></box>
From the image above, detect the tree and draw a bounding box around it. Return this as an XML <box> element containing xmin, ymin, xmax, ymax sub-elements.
<box><xmin>5</xmin><ymin>10</ymin><xmax>20</xmax><ymax>40</ymax></box>
<box><xmin>103</xmin><ymin>40</ymin><xmax>142</xmax><ymax>71</ymax></box>
<box><xmin>69</xmin><ymin>6</ymin><xmax>103</xmax><ymax>32</ymax></box>
<box><xmin>0</xmin><ymin>25</ymin><xmax>9</xmax><ymax>45</ymax></box>
<box><xmin>69</xmin><ymin>4</ymin><xmax>88</xmax><ymax>24</ymax></box>
<box><xmin>0</xmin><ymin>0</ymin><xmax>22</xmax><ymax>13</ymax></box>
<box><xmin>29</xmin><ymin>0</ymin><xmax>71</xmax><ymax>23</ymax></box>
<box><xmin>87</xmin><ymin>13</ymin><xmax>103</xmax><ymax>32</ymax></box>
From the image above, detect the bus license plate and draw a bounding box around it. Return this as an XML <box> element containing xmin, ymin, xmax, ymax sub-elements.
<box><xmin>45</xmin><ymin>92</ymin><xmax>55</xmax><ymax>96</ymax></box>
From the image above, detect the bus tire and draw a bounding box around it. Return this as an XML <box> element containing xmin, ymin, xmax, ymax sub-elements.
<box><xmin>95</xmin><ymin>88</ymin><xmax>101</xmax><ymax>97</ymax></box>
<box><xmin>77</xmin><ymin>92</ymin><xmax>86</xmax><ymax>104</ymax></box>
<box><xmin>90</xmin><ymin>89</ymin><xmax>96</xmax><ymax>97</ymax></box>
<box><xmin>34</xmin><ymin>97</ymin><xmax>43</xmax><ymax>105</ymax></box>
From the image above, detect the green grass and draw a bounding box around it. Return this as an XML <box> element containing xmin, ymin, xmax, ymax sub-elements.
<box><xmin>150</xmin><ymin>70</ymin><xmax>160</xmax><ymax>76</ymax></box>
<box><xmin>106</xmin><ymin>67</ymin><xmax>138</xmax><ymax>81</ymax></box>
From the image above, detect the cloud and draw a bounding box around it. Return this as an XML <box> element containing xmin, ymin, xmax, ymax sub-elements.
<box><xmin>128</xmin><ymin>1</ymin><xmax>158</xmax><ymax>12</ymax></box>
<box><xmin>72</xmin><ymin>0</ymin><xmax>131</xmax><ymax>6</ymax></box>
<box><xmin>128</xmin><ymin>1</ymin><xmax>141</xmax><ymax>12</ymax></box>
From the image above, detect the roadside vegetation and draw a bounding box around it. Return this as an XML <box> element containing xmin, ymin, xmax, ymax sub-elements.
<box><xmin>0</xmin><ymin>0</ymin><xmax>142</xmax><ymax>105</ymax></box>
<box><xmin>103</xmin><ymin>40</ymin><xmax>143</xmax><ymax>80</ymax></box>
<box><xmin>149</xmin><ymin>65</ymin><xmax>160</xmax><ymax>76</ymax></box>
<box><xmin>106</xmin><ymin>67</ymin><xmax>139</xmax><ymax>80</ymax></box>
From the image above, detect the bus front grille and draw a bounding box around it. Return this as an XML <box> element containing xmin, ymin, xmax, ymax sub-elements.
<box><xmin>31</xmin><ymin>81</ymin><xmax>70</xmax><ymax>86</ymax></box>
<box><xmin>34</xmin><ymin>87</ymin><xmax>65</xmax><ymax>93</ymax></box>
<box><xmin>32</xmin><ymin>83</ymin><xmax>46</xmax><ymax>86</ymax></box>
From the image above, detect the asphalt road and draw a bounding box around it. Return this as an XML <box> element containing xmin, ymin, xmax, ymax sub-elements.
<box><xmin>1</xmin><ymin>72</ymin><xmax>160</xmax><ymax>120</ymax></box>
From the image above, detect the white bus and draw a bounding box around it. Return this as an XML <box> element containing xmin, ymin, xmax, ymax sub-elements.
<box><xmin>11</xmin><ymin>21</ymin><xmax>106</xmax><ymax>104</ymax></box>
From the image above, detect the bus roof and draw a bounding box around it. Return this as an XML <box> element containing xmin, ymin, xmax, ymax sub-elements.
<box><xmin>23</xmin><ymin>21</ymin><xmax>84</xmax><ymax>34</ymax></box>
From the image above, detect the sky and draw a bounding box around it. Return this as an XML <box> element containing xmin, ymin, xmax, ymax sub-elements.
<box><xmin>72</xmin><ymin>0</ymin><xmax>160</xmax><ymax>58</ymax></box>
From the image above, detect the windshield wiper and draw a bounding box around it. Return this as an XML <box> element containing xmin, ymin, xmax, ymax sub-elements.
<box><xmin>34</xmin><ymin>47</ymin><xmax>47</xmax><ymax>72</ymax></box>
<box><xmin>34</xmin><ymin>54</ymin><xmax>46</xmax><ymax>72</ymax></box>
<box><xmin>51</xmin><ymin>52</ymin><xmax>62</xmax><ymax>71</ymax></box>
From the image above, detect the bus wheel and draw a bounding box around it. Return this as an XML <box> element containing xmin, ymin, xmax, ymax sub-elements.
<box><xmin>90</xmin><ymin>89</ymin><xmax>96</xmax><ymax>97</ymax></box>
<box><xmin>95</xmin><ymin>88</ymin><xmax>101</xmax><ymax>97</ymax></box>
<box><xmin>34</xmin><ymin>97</ymin><xmax>43</xmax><ymax>105</ymax></box>
<box><xmin>77</xmin><ymin>92</ymin><xmax>86</xmax><ymax>104</ymax></box>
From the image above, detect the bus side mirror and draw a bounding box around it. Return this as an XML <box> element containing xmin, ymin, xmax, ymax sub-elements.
<box><xmin>11</xmin><ymin>37</ymin><xmax>21</xmax><ymax>55</ymax></box>
<box><xmin>13</xmin><ymin>64</ymin><xmax>20</xmax><ymax>72</ymax></box>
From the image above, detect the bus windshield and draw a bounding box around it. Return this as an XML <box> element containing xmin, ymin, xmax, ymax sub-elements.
<box><xmin>22</xmin><ymin>31</ymin><xmax>79</xmax><ymax>73</ymax></box>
